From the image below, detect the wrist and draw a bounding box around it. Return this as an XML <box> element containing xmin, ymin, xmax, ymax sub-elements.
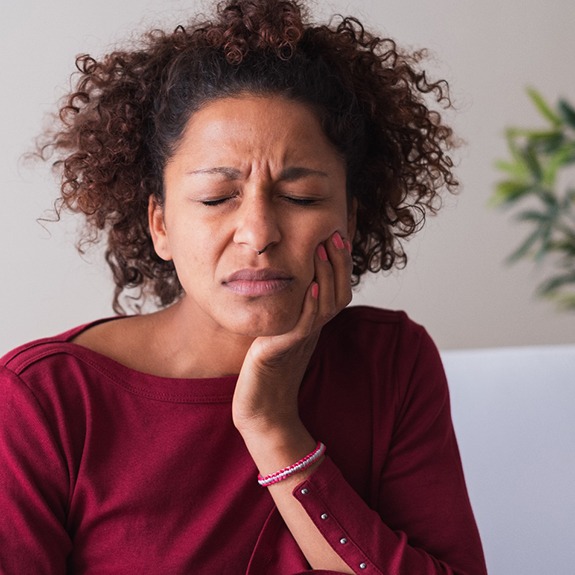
<box><xmin>258</xmin><ymin>441</ymin><xmax>326</xmax><ymax>487</ymax></box>
<box><xmin>233</xmin><ymin>408</ymin><xmax>302</xmax><ymax>438</ymax></box>
<box><xmin>239</xmin><ymin>423</ymin><xmax>318</xmax><ymax>480</ymax></box>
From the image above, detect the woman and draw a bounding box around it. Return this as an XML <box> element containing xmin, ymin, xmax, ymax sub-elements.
<box><xmin>0</xmin><ymin>0</ymin><xmax>487</xmax><ymax>573</ymax></box>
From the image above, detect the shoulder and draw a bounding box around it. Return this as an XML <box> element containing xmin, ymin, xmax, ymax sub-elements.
<box><xmin>331</xmin><ymin>305</ymin><xmax>408</xmax><ymax>326</ymax></box>
<box><xmin>315</xmin><ymin>305</ymin><xmax>444</xmax><ymax>391</ymax></box>
<box><xmin>0</xmin><ymin>319</ymin><xmax>113</xmax><ymax>377</ymax></box>
<box><xmin>0</xmin><ymin>319</ymin><xmax>129</xmax><ymax>432</ymax></box>
<box><xmin>321</xmin><ymin>305</ymin><xmax>429</xmax><ymax>350</ymax></box>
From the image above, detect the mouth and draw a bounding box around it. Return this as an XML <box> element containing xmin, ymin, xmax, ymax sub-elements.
<box><xmin>222</xmin><ymin>268</ymin><xmax>294</xmax><ymax>296</ymax></box>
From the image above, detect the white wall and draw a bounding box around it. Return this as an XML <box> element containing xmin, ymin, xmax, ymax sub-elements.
<box><xmin>1</xmin><ymin>0</ymin><xmax>574</xmax><ymax>354</ymax></box>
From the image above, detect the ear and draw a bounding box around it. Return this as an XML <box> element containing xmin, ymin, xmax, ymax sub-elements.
<box><xmin>347</xmin><ymin>197</ymin><xmax>358</xmax><ymax>242</ymax></box>
<box><xmin>148</xmin><ymin>195</ymin><xmax>173</xmax><ymax>261</ymax></box>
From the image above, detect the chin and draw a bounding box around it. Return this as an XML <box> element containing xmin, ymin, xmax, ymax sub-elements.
<box><xmin>228</xmin><ymin>308</ymin><xmax>300</xmax><ymax>338</ymax></box>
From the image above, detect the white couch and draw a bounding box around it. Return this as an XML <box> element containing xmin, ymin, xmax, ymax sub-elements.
<box><xmin>442</xmin><ymin>345</ymin><xmax>575</xmax><ymax>575</ymax></box>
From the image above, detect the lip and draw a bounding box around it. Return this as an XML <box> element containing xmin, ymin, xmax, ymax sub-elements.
<box><xmin>223</xmin><ymin>268</ymin><xmax>294</xmax><ymax>296</ymax></box>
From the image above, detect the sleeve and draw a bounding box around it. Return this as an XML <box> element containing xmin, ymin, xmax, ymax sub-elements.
<box><xmin>0</xmin><ymin>366</ymin><xmax>72</xmax><ymax>574</ymax></box>
<box><xmin>292</xmin><ymin>325</ymin><xmax>488</xmax><ymax>575</ymax></box>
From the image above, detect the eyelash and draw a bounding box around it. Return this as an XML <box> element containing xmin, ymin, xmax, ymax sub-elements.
<box><xmin>201</xmin><ymin>198</ymin><xmax>231</xmax><ymax>206</ymax></box>
<box><xmin>283</xmin><ymin>196</ymin><xmax>318</xmax><ymax>206</ymax></box>
<box><xmin>200</xmin><ymin>191</ymin><xmax>239</xmax><ymax>206</ymax></box>
<box><xmin>200</xmin><ymin>195</ymin><xmax>319</xmax><ymax>207</ymax></box>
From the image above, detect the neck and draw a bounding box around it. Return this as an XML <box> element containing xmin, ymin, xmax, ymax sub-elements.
<box><xmin>150</xmin><ymin>298</ymin><xmax>255</xmax><ymax>378</ymax></box>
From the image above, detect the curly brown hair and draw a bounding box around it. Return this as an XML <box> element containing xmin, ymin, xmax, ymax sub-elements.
<box><xmin>43</xmin><ymin>0</ymin><xmax>457</xmax><ymax>314</ymax></box>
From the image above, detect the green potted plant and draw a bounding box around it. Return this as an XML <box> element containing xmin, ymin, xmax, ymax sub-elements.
<box><xmin>493</xmin><ymin>88</ymin><xmax>575</xmax><ymax>310</ymax></box>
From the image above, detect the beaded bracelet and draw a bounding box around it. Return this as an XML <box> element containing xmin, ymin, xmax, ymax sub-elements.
<box><xmin>257</xmin><ymin>442</ymin><xmax>326</xmax><ymax>487</ymax></box>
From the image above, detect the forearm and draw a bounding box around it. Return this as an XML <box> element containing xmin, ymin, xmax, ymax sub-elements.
<box><xmin>240</xmin><ymin>424</ymin><xmax>353</xmax><ymax>574</ymax></box>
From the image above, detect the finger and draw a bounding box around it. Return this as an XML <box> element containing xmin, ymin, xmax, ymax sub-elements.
<box><xmin>313</xmin><ymin>242</ymin><xmax>337</xmax><ymax>326</ymax></box>
<box><xmin>324</xmin><ymin>231</ymin><xmax>353</xmax><ymax>310</ymax></box>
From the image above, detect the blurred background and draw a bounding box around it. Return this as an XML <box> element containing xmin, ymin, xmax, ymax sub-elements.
<box><xmin>1</xmin><ymin>0</ymin><xmax>574</xmax><ymax>354</ymax></box>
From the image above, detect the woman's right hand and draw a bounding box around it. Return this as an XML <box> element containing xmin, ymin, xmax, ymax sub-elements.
<box><xmin>231</xmin><ymin>231</ymin><xmax>353</xmax><ymax>441</ymax></box>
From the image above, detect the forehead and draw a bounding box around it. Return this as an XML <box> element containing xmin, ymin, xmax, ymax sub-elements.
<box><xmin>170</xmin><ymin>94</ymin><xmax>343</xmax><ymax>171</ymax></box>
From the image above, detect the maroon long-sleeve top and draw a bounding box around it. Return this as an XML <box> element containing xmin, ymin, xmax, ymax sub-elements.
<box><xmin>0</xmin><ymin>306</ymin><xmax>487</xmax><ymax>574</ymax></box>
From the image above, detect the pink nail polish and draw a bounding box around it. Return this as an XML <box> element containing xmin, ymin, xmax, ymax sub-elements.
<box><xmin>311</xmin><ymin>283</ymin><xmax>319</xmax><ymax>299</ymax></box>
<box><xmin>317</xmin><ymin>244</ymin><xmax>328</xmax><ymax>261</ymax></box>
<box><xmin>332</xmin><ymin>232</ymin><xmax>345</xmax><ymax>250</ymax></box>
<box><xmin>344</xmin><ymin>239</ymin><xmax>352</xmax><ymax>254</ymax></box>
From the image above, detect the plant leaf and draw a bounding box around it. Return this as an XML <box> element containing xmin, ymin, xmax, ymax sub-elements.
<box><xmin>514</xmin><ymin>209</ymin><xmax>549</xmax><ymax>223</ymax></box>
<box><xmin>550</xmin><ymin>240</ymin><xmax>575</xmax><ymax>258</ymax></box>
<box><xmin>506</xmin><ymin>227</ymin><xmax>544</xmax><ymax>263</ymax></box>
<box><xmin>527</xmin><ymin>87</ymin><xmax>561</xmax><ymax>126</ymax></box>
<box><xmin>521</xmin><ymin>145</ymin><xmax>543</xmax><ymax>181</ymax></box>
<box><xmin>537</xmin><ymin>271</ymin><xmax>575</xmax><ymax>296</ymax></box>
<box><xmin>556</xmin><ymin>296</ymin><xmax>575</xmax><ymax>311</ymax></box>
<box><xmin>543</xmin><ymin>145</ymin><xmax>575</xmax><ymax>186</ymax></box>
<box><xmin>558</xmin><ymin>98</ymin><xmax>575</xmax><ymax>130</ymax></box>
<box><xmin>535</xmin><ymin>220</ymin><xmax>556</xmax><ymax>262</ymax></box>
<box><xmin>539</xmin><ymin>189</ymin><xmax>560</xmax><ymax>209</ymax></box>
<box><xmin>537</xmin><ymin>132</ymin><xmax>565</xmax><ymax>154</ymax></box>
<box><xmin>494</xmin><ymin>159</ymin><xmax>529</xmax><ymax>178</ymax></box>
<box><xmin>491</xmin><ymin>181</ymin><xmax>533</xmax><ymax>206</ymax></box>
<box><xmin>541</xmin><ymin>288</ymin><xmax>575</xmax><ymax>311</ymax></box>
<box><xmin>505</xmin><ymin>129</ymin><xmax>527</xmax><ymax>164</ymax></box>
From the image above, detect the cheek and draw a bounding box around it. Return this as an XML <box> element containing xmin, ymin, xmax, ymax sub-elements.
<box><xmin>164</xmin><ymin>225</ymin><xmax>211</xmax><ymax>277</ymax></box>
<box><xmin>294</xmin><ymin>214</ymin><xmax>346</xmax><ymax>266</ymax></box>
<box><xmin>305</xmin><ymin>209</ymin><xmax>350</xmax><ymax>244</ymax></box>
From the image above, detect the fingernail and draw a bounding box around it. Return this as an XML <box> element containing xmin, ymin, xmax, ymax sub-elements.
<box><xmin>344</xmin><ymin>239</ymin><xmax>352</xmax><ymax>254</ymax></box>
<box><xmin>332</xmin><ymin>232</ymin><xmax>345</xmax><ymax>250</ymax></box>
<box><xmin>311</xmin><ymin>283</ymin><xmax>319</xmax><ymax>299</ymax></box>
<box><xmin>317</xmin><ymin>244</ymin><xmax>328</xmax><ymax>261</ymax></box>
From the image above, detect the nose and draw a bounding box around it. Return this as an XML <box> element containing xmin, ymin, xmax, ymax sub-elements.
<box><xmin>232</xmin><ymin>190</ymin><xmax>281</xmax><ymax>254</ymax></box>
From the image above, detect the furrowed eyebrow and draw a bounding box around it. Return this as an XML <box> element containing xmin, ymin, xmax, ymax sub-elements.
<box><xmin>187</xmin><ymin>167</ymin><xmax>241</xmax><ymax>179</ymax></box>
<box><xmin>279</xmin><ymin>166</ymin><xmax>328</xmax><ymax>181</ymax></box>
<box><xmin>187</xmin><ymin>166</ymin><xmax>328</xmax><ymax>181</ymax></box>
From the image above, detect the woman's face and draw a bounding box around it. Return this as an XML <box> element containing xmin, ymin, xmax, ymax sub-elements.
<box><xmin>150</xmin><ymin>94</ymin><xmax>355</xmax><ymax>338</ymax></box>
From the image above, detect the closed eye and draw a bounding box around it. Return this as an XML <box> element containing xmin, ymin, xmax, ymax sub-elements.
<box><xmin>201</xmin><ymin>197</ymin><xmax>231</xmax><ymax>206</ymax></box>
<box><xmin>198</xmin><ymin>193</ymin><xmax>320</xmax><ymax>207</ymax></box>
<box><xmin>283</xmin><ymin>196</ymin><xmax>320</xmax><ymax>206</ymax></box>
<box><xmin>199</xmin><ymin>191</ymin><xmax>239</xmax><ymax>206</ymax></box>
